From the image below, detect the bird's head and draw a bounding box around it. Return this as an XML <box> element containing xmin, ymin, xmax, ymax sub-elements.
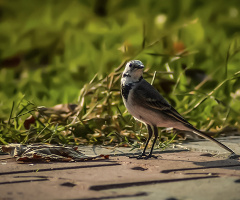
<box><xmin>122</xmin><ymin>60</ymin><xmax>144</xmax><ymax>83</ymax></box>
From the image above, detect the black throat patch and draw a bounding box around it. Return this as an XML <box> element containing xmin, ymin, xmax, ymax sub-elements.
<box><xmin>121</xmin><ymin>83</ymin><xmax>133</xmax><ymax>101</ymax></box>
<box><xmin>121</xmin><ymin>76</ymin><xmax>143</xmax><ymax>101</ymax></box>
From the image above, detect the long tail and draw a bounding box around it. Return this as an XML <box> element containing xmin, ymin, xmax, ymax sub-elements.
<box><xmin>165</xmin><ymin>107</ymin><xmax>236</xmax><ymax>155</ymax></box>
<box><xmin>190</xmin><ymin>127</ymin><xmax>235</xmax><ymax>154</ymax></box>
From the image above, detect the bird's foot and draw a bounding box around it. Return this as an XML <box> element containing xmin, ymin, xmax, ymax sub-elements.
<box><xmin>128</xmin><ymin>154</ymin><xmax>158</xmax><ymax>160</ymax></box>
<box><xmin>228</xmin><ymin>153</ymin><xmax>240</xmax><ymax>159</ymax></box>
<box><xmin>128</xmin><ymin>154</ymin><xmax>146</xmax><ymax>159</ymax></box>
<box><xmin>143</xmin><ymin>154</ymin><xmax>158</xmax><ymax>160</ymax></box>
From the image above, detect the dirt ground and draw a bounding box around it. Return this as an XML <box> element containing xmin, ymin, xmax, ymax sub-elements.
<box><xmin>1</xmin><ymin>149</ymin><xmax>240</xmax><ymax>200</ymax></box>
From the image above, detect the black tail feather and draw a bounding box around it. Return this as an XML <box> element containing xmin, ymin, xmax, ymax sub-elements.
<box><xmin>189</xmin><ymin>127</ymin><xmax>235</xmax><ymax>154</ymax></box>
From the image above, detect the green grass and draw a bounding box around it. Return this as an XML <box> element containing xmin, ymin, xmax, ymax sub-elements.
<box><xmin>0</xmin><ymin>0</ymin><xmax>240</xmax><ymax>146</ymax></box>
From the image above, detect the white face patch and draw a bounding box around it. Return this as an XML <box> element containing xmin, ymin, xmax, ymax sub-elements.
<box><xmin>122</xmin><ymin>62</ymin><xmax>144</xmax><ymax>84</ymax></box>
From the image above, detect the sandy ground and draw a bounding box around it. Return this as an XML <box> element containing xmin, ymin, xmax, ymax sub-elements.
<box><xmin>1</xmin><ymin>145</ymin><xmax>240</xmax><ymax>200</ymax></box>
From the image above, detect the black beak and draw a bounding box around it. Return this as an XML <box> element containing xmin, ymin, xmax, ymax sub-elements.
<box><xmin>135</xmin><ymin>65</ymin><xmax>144</xmax><ymax>69</ymax></box>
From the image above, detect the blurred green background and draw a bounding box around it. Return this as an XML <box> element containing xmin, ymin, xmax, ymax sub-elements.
<box><xmin>0</xmin><ymin>0</ymin><xmax>240</xmax><ymax>145</ymax></box>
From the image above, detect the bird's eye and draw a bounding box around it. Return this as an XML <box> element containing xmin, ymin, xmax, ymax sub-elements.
<box><xmin>129</xmin><ymin>63</ymin><xmax>132</xmax><ymax>67</ymax></box>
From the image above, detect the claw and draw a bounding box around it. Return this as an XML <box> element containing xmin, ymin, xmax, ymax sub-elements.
<box><xmin>128</xmin><ymin>153</ymin><xmax>147</xmax><ymax>159</ymax></box>
<box><xmin>128</xmin><ymin>154</ymin><xmax>158</xmax><ymax>159</ymax></box>
<box><xmin>145</xmin><ymin>154</ymin><xmax>158</xmax><ymax>159</ymax></box>
<box><xmin>228</xmin><ymin>153</ymin><xmax>240</xmax><ymax>159</ymax></box>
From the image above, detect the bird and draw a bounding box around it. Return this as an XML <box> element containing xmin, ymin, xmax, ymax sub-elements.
<box><xmin>121</xmin><ymin>60</ymin><xmax>237</xmax><ymax>159</ymax></box>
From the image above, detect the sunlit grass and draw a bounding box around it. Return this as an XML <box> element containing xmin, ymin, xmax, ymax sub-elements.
<box><xmin>1</xmin><ymin>0</ymin><xmax>240</xmax><ymax>146</ymax></box>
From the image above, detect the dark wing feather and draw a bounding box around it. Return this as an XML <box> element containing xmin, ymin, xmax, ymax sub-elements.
<box><xmin>133</xmin><ymin>79</ymin><xmax>193</xmax><ymax>127</ymax></box>
<box><xmin>164</xmin><ymin>106</ymin><xmax>193</xmax><ymax>127</ymax></box>
<box><xmin>133</xmin><ymin>79</ymin><xmax>171</xmax><ymax>110</ymax></box>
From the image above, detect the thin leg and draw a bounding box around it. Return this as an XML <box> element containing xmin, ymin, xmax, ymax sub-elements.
<box><xmin>141</xmin><ymin>124</ymin><xmax>153</xmax><ymax>156</ymax></box>
<box><xmin>146</xmin><ymin>126</ymin><xmax>158</xmax><ymax>159</ymax></box>
<box><xmin>129</xmin><ymin>124</ymin><xmax>152</xmax><ymax>159</ymax></box>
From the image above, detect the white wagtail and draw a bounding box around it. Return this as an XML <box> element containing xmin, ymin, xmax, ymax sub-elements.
<box><xmin>121</xmin><ymin>60</ymin><xmax>236</xmax><ymax>159</ymax></box>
